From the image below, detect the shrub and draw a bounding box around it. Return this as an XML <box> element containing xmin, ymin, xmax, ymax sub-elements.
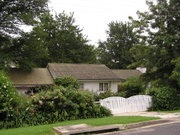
<box><xmin>113</xmin><ymin>91</ymin><xmax>127</xmax><ymax>97</ymax></box>
<box><xmin>31</xmin><ymin>86</ymin><xmax>111</xmax><ymax>124</ymax></box>
<box><xmin>118</xmin><ymin>77</ymin><xmax>144</xmax><ymax>97</ymax></box>
<box><xmin>0</xmin><ymin>71</ymin><xmax>23</xmax><ymax>128</ymax></box>
<box><xmin>55</xmin><ymin>76</ymin><xmax>80</xmax><ymax>89</ymax></box>
<box><xmin>94</xmin><ymin>90</ymin><xmax>114</xmax><ymax>101</ymax></box>
<box><xmin>94</xmin><ymin>90</ymin><xmax>128</xmax><ymax>101</ymax></box>
<box><xmin>0</xmin><ymin>75</ymin><xmax>111</xmax><ymax>129</ymax></box>
<box><xmin>146</xmin><ymin>87</ymin><xmax>178</xmax><ymax>111</ymax></box>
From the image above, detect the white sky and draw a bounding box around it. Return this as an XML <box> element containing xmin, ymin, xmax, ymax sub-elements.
<box><xmin>48</xmin><ymin>0</ymin><xmax>150</xmax><ymax>45</ymax></box>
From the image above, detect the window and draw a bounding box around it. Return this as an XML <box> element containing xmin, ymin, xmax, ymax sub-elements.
<box><xmin>99</xmin><ymin>83</ymin><xmax>109</xmax><ymax>91</ymax></box>
<box><xmin>80</xmin><ymin>83</ymin><xmax>84</xmax><ymax>90</ymax></box>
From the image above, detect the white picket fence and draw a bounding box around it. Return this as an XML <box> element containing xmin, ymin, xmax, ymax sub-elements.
<box><xmin>100</xmin><ymin>95</ymin><xmax>152</xmax><ymax>114</ymax></box>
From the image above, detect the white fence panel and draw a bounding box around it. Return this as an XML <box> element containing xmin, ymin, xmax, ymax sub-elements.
<box><xmin>100</xmin><ymin>95</ymin><xmax>152</xmax><ymax>114</ymax></box>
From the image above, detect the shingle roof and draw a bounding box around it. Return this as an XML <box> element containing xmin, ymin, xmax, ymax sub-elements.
<box><xmin>7</xmin><ymin>68</ymin><xmax>54</xmax><ymax>85</ymax></box>
<box><xmin>47</xmin><ymin>63</ymin><xmax>120</xmax><ymax>81</ymax></box>
<box><xmin>111</xmin><ymin>69</ymin><xmax>142</xmax><ymax>80</ymax></box>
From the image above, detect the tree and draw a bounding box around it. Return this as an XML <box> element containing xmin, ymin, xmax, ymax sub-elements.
<box><xmin>129</xmin><ymin>0</ymin><xmax>180</xmax><ymax>89</ymax></box>
<box><xmin>98</xmin><ymin>21</ymin><xmax>138</xmax><ymax>69</ymax></box>
<box><xmin>0</xmin><ymin>0</ymin><xmax>48</xmax><ymax>70</ymax></box>
<box><xmin>0</xmin><ymin>0</ymin><xmax>48</xmax><ymax>35</ymax></box>
<box><xmin>13</xmin><ymin>12</ymin><xmax>97</xmax><ymax>69</ymax></box>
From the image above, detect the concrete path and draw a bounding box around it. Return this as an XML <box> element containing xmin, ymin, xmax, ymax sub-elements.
<box><xmin>114</xmin><ymin>111</ymin><xmax>180</xmax><ymax>118</ymax></box>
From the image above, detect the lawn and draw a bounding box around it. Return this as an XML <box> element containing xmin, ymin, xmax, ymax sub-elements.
<box><xmin>0</xmin><ymin>116</ymin><xmax>160</xmax><ymax>135</ymax></box>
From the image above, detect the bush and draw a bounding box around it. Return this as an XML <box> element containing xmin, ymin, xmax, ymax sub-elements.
<box><xmin>0</xmin><ymin>74</ymin><xmax>111</xmax><ymax>129</ymax></box>
<box><xmin>94</xmin><ymin>90</ymin><xmax>113</xmax><ymax>101</ymax></box>
<box><xmin>30</xmin><ymin>86</ymin><xmax>111</xmax><ymax>124</ymax></box>
<box><xmin>146</xmin><ymin>87</ymin><xmax>178</xmax><ymax>111</ymax></box>
<box><xmin>55</xmin><ymin>76</ymin><xmax>80</xmax><ymax>89</ymax></box>
<box><xmin>0</xmin><ymin>71</ymin><xmax>26</xmax><ymax>129</ymax></box>
<box><xmin>118</xmin><ymin>77</ymin><xmax>144</xmax><ymax>97</ymax></box>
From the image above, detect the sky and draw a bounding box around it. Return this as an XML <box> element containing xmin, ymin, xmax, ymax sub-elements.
<box><xmin>48</xmin><ymin>0</ymin><xmax>150</xmax><ymax>45</ymax></box>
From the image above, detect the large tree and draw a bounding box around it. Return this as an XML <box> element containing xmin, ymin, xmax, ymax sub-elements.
<box><xmin>0</xmin><ymin>0</ymin><xmax>48</xmax><ymax>70</ymax></box>
<box><xmin>98</xmin><ymin>21</ymin><xmax>138</xmax><ymax>69</ymax></box>
<box><xmin>12</xmin><ymin>12</ymin><xmax>97</xmax><ymax>69</ymax></box>
<box><xmin>130</xmin><ymin>0</ymin><xmax>180</xmax><ymax>89</ymax></box>
<box><xmin>0</xmin><ymin>0</ymin><xmax>48</xmax><ymax>35</ymax></box>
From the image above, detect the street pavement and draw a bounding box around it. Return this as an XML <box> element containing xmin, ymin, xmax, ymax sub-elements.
<box><xmin>101</xmin><ymin>121</ymin><xmax>180</xmax><ymax>135</ymax></box>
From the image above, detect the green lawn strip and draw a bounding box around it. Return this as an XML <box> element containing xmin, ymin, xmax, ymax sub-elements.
<box><xmin>157</xmin><ymin>110</ymin><xmax>180</xmax><ymax>113</ymax></box>
<box><xmin>0</xmin><ymin>116</ymin><xmax>160</xmax><ymax>135</ymax></box>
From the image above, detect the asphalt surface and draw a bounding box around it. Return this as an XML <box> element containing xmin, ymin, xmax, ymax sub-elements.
<box><xmin>102</xmin><ymin>121</ymin><xmax>180</xmax><ymax>135</ymax></box>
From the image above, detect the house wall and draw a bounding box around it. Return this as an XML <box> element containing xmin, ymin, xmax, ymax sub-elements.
<box><xmin>80</xmin><ymin>81</ymin><xmax>119</xmax><ymax>94</ymax></box>
<box><xmin>16</xmin><ymin>87</ymin><xmax>31</xmax><ymax>95</ymax></box>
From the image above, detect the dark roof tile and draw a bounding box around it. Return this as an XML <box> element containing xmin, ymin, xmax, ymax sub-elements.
<box><xmin>111</xmin><ymin>69</ymin><xmax>142</xmax><ymax>80</ymax></box>
<box><xmin>7</xmin><ymin>68</ymin><xmax>54</xmax><ymax>85</ymax></box>
<box><xmin>48</xmin><ymin>63</ymin><xmax>120</xmax><ymax>81</ymax></box>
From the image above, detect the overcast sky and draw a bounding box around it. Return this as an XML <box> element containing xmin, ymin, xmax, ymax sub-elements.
<box><xmin>48</xmin><ymin>0</ymin><xmax>150</xmax><ymax>45</ymax></box>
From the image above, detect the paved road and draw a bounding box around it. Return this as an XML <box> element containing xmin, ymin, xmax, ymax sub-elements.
<box><xmin>103</xmin><ymin>121</ymin><xmax>180</xmax><ymax>135</ymax></box>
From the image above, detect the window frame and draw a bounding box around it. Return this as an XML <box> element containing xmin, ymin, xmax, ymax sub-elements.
<box><xmin>99</xmin><ymin>82</ymin><xmax>109</xmax><ymax>92</ymax></box>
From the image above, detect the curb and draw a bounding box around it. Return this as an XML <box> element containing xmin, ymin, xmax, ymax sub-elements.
<box><xmin>100</xmin><ymin>117</ymin><xmax>180</xmax><ymax>135</ymax></box>
<box><xmin>123</xmin><ymin>117</ymin><xmax>180</xmax><ymax>129</ymax></box>
<box><xmin>123</xmin><ymin>119</ymin><xmax>172</xmax><ymax>129</ymax></box>
<box><xmin>53</xmin><ymin>117</ymin><xmax>180</xmax><ymax>135</ymax></box>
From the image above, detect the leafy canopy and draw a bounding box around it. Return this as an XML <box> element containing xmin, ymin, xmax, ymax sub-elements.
<box><xmin>0</xmin><ymin>0</ymin><xmax>48</xmax><ymax>70</ymax></box>
<box><xmin>98</xmin><ymin>21</ymin><xmax>138</xmax><ymax>69</ymax></box>
<box><xmin>11</xmin><ymin>12</ymin><xmax>97</xmax><ymax>70</ymax></box>
<box><xmin>129</xmin><ymin>0</ymin><xmax>180</xmax><ymax>89</ymax></box>
<box><xmin>0</xmin><ymin>0</ymin><xmax>48</xmax><ymax>35</ymax></box>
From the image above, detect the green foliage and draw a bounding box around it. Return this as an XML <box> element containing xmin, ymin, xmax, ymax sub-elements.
<box><xmin>94</xmin><ymin>90</ymin><xmax>128</xmax><ymax>101</ymax></box>
<box><xmin>118</xmin><ymin>77</ymin><xmax>144</xmax><ymax>97</ymax></box>
<box><xmin>0</xmin><ymin>0</ymin><xmax>48</xmax><ymax>70</ymax></box>
<box><xmin>14</xmin><ymin>12</ymin><xmax>97</xmax><ymax>69</ymax></box>
<box><xmin>1</xmin><ymin>9</ymin><xmax>97</xmax><ymax>70</ymax></box>
<box><xmin>98</xmin><ymin>21</ymin><xmax>138</xmax><ymax>69</ymax></box>
<box><xmin>55</xmin><ymin>76</ymin><xmax>80</xmax><ymax>89</ymax></box>
<box><xmin>94</xmin><ymin>90</ymin><xmax>113</xmax><ymax>101</ymax></box>
<box><xmin>129</xmin><ymin>0</ymin><xmax>180</xmax><ymax>89</ymax></box>
<box><xmin>11</xmin><ymin>34</ymin><xmax>50</xmax><ymax>70</ymax></box>
<box><xmin>146</xmin><ymin>87</ymin><xmax>178</xmax><ymax>111</ymax></box>
<box><xmin>0</xmin><ymin>0</ymin><xmax>48</xmax><ymax>35</ymax></box>
<box><xmin>31</xmin><ymin>87</ymin><xmax>111</xmax><ymax>124</ymax></box>
<box><xmin>0</xmin><ymin>71</ymin><xmax>26</xmax><ymax>128</ymax></box>
<box><xmin>170</xmin><ymin>57</ymin><xmax>180</xmax><ymax>91</ymax></box>
<box><xmin>0</xmin><ymin>84</ymin><xmax>111</xmax><ymax>129</ymax></box>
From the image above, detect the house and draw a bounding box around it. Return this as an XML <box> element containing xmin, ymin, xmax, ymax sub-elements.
<box><xmin>111</xmin><ymin>69</ymin><xmax>143</xmax><ymax>81</ymax></box>
<box><xmin>47</xmin><ymin>63</ymin><xmax>121</xmax><ymax>93</ymax></box>
<box><xmin>7</xmin><ymin>64</ymin><xmax>141</xmax><ymax>95</ymax></box>
<box><xmin>7</xmin><ymin>68</ymin><xmax>54</xmax><ymax>94</ymax></box>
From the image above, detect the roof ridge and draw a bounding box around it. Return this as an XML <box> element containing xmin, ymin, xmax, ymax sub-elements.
<box><xmin>48</xmin><ymin>63</ymin><xmax>106</xmax><ymax>66</ymax></box>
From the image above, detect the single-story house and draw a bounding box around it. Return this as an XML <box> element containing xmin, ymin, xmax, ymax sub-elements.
<box><xmin>111</xmin><ymin>69</ymin><xmax>143</xmax><ymax>81</ymax></box>
<box><xmin>7</xmin><ymin>68</ymin><xmax>54</xmax><ymax>94</ymax></box>
<box><xmin>7</xmin><ymin>64</ymin><xmax>143</xmax><ymax>95</ymax></box>
<box><xmin>47</xmin><ymin>63</ymin><xmax>121</xmax><ymax>93</ymax></box>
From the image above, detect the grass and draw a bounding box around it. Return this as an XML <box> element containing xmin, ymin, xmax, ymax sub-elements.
<box><xmin>0</xmin><ymin>116</ymin><xmax>160</xmax><ymax>135</ymax></box>
<box><xmin>157</xmin><ymin>110</ymin><xmax>180</xmax><ymax>113</ymax></box>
